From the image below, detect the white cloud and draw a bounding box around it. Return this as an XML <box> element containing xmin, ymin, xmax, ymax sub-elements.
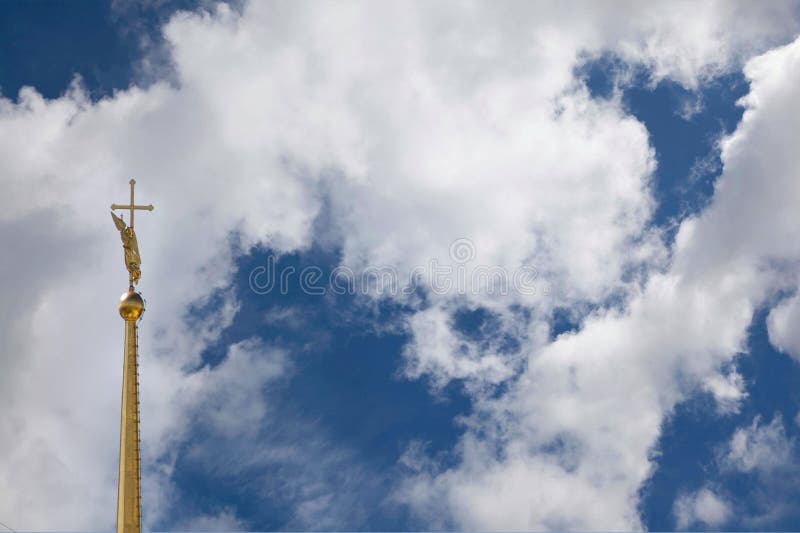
<box><xmin>0</xmin><ymin>1</ymin><xmax>799</xmax><ymax>530</ymax></box>
<box><xmin>674</xmin><ymin>487</ymin><xmax>731</xmax><ymax>529</ymax></box>
<box><xmin>702</xmin><ymin>369</ymin><xmax>748</xmax><ymax>415</ymax></box>
<box><xmin>402</xmin><ymin>305</ymin><xmax>539</xmax><ymax>389</ymax></box>
<box><xmin>767</xmin><ymin>293</ymin><xmax>800</xmax><ymax>361</ymax></box>
<box><xmin>176</xmin><ymin>508</ymin><xmax>247</xmax><ymax>531</ymax></box>
<box><xmin>725</xmin><ymin>415</ymin><xmax>793</xmax><ymax>474</ymax></box>
<box><xmin>611</xmin><ymin>1</ymin><xmax>800</xmax><ymax>88</ymax></box>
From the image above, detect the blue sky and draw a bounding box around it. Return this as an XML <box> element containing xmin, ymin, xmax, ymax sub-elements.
<box><xmin>1</xmin><ymin>1</ymin><xmax>800</xmax><ymax>531</ymax></box>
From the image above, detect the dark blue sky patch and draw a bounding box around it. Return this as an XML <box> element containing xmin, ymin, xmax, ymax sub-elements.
<box><xmin>578</xmin><ymin>56</ymin><xmax>749</xmax><ymax>235</ymax></box>
<box><xmin>638</xmin><ymin>391</ymin><xmax>737</xmax><ymax>530</ymax></box>
<box><xmin>0</xmin><ymin>0</ymin><xmax>215</xmax><ymax>100</ymax></box>
<box><xmin>231</xmin><ymin>244</ymin><xmax>473</xmax><ymax>458</ymax></box>
<box><xmin>167</xmin><ymin>242</ymin><xmax>472</xmax><ymax>529</ymax></box>
<box><xmin>550</xmin><ymin>306</ymin><xmax>582</xmax><ymax>338</ymax></box>
<box><xmin>575</xmin><ymin>53</ymin><xmax>634</xmax><ymax>100</ymax></box>
<box><xmin>736</xmin><ymin>305</ymin><xmax>800</xmax><ymax>425</ymax></box>
<box><xmin>1</xmin><ymin>1</ymin><xmax>131</xmax><ymax>99</ymax></box>
<box><xmin>452</xmin><ymin>305</ymin><xmax>522</xmax><ymax>355</ymax></box>
<box><xmin>623</xmin><ymin>74</ymin><xmax>748</xmax><ymax>227</ymax></box>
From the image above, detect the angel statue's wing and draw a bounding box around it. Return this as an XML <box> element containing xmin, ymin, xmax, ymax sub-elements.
<box><xmin>111</xmin><ymin>211</ymin><xmax>127</xmax><ymax>232</ymax></box>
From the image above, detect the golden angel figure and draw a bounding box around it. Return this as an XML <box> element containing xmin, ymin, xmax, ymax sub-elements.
<box><xmin>111</xmin><ymin>211</ymin><xmax>142</xmax><ymax>285</ymax></box>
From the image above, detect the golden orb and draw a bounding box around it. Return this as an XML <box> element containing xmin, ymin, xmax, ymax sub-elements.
<box><xmin>118</xmin><ymin>290</ymin><xmax>145</xmax><ymax>321</ymax></box>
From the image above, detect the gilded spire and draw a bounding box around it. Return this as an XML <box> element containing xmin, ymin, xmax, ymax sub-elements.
<box><xmin>111</xmin><ymin>180</ymin><xmax>153</xmax><ymax>533</ymax></box>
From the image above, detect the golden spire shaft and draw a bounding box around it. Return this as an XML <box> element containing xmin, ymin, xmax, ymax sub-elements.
<box><xmin>117</xmin><ymin>308</ymin><xmax>143</xmax><ymax>532</ymax></box>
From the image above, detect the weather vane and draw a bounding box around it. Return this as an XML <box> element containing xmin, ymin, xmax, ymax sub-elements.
<box><xmin>111</xmin><ymin>179</ymin><xmax>154</xmax><ymax>288</ymax></box>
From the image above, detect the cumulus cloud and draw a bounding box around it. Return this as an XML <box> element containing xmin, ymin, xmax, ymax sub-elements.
<box><xmin>0</xmin><ymin>0</ymin><xmax>799</xmax><ymax>530</ymax></box>
<box><xmin>767</xmin><ymin>293</ymin><xmax>800</xmax><ymax>361</ymax></box>
<box><xmin>399</xmin><ymin>34</ymin><xmax>800</xmax><ymax>530</ymax></box>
